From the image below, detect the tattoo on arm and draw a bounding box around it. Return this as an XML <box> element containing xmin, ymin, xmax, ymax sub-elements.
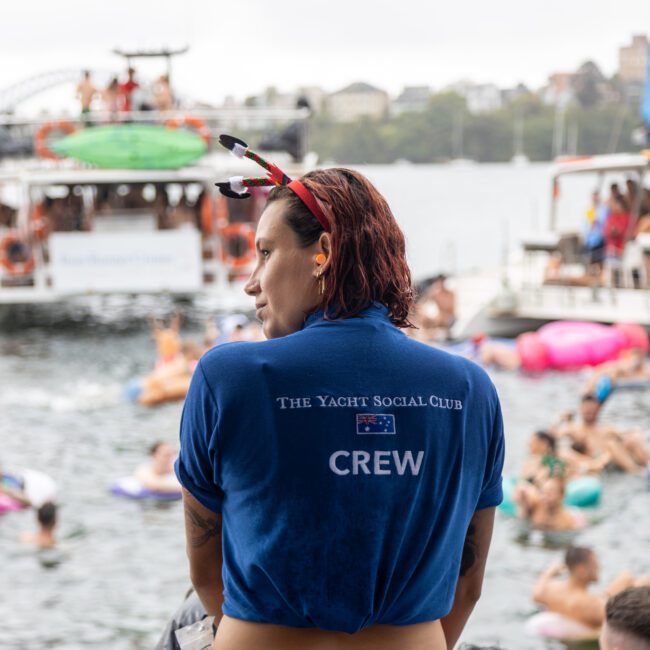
<box><xmin>185</xmin><ymin>503</ymin><xmax>221</xmax><ymax>548</ymax></box>
<box><xmin>459</xmin><ymin>524</ymin><xmax>477</xmax><ymax>577</ymax></box>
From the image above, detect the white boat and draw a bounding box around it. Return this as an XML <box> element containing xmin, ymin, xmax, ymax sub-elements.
<box><xmin>0</xmin><ymin>135</ymin><xmax>309</xmax><ymax>313</ymax></box>
<box><xmin>452</xmin><ymin>152</ymin><xmax>650</xmax><ymax>338</ymax></box>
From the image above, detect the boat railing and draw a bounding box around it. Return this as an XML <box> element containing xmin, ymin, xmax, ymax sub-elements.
<box><xmin>0</xmin><ymin>106</ymin><xmax>310</xmax><ymax>129</ymax></box>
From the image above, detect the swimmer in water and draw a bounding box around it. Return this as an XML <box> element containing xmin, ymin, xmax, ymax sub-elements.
<box><xmin>515</xmin><ymin>476</ymin><xmax>584</xmax><ymax>531</ymax></box>
<box><xmin>138</xmin><ymin>341</ymin><xmax>203</xmax><ymax>406</ymax></box>
<box><xmin>135</xmin><ymin>442</ymin><xmax>181</xmax><ymax>494</ymax></box>
<box><xmin>533</xmin><ymin>547</ymin><xmax>650</xmax><ymax>632</ymax></box>
<box><xmin>21</xmin><ymin>501</ymin><xmax>57</xmax><ymax>549</ymax></box>
<box><xmin>151</xmin><ymin>313</ymin><xmax>183</xmax><ymax>366</ymax></box>
<box><xmin>554</xmin><ymin>395</ymin><xmax>648</xmax><ymax>473</ymax></box>
<box><xmin>519</xmin><ymin>430</ymin><xmax>605</xmax><ymax>487</ymax></box>
<box><xmin>584</xmin><ymin>347</ymin><xmax>650</xmax><ymax>395</ymax></box>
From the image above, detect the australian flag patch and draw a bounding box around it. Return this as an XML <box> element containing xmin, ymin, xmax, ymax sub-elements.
<box><xmin>356</xmin><ymin>413</ymin><xmax>396</xmax><ymax>435</ymax></box>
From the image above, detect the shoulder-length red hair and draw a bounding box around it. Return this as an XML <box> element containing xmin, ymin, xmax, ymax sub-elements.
<box><xmin>266</xmin><ymin>168</ymin><xmax>414</xmax><ymax>327</ymax></box>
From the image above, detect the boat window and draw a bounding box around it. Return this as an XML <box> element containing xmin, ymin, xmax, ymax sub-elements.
<box><xmin>0</xmin><ymin>181</ymin><xmax>19</xmax><ymax>228</ymax></box>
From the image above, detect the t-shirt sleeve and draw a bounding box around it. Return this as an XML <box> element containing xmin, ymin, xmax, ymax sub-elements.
<box><xmin>476</xmin><ymin>396</ymin><xmax>505</xmax><ymax>511</ymax></box>
<box><xmin>174</xmin><ymin>360</ymin><xmax>223</xmax><ymax>513</ymax></box>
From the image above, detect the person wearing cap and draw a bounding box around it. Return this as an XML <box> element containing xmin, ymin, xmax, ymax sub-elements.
<box><xmin>176</xmin><ymin>153</ymin><xmax>505</xmax><ymax>649</ymax></box>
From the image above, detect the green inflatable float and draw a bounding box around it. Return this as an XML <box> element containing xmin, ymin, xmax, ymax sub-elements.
<box><xmin>52</xmin><ymin>124</ymin><xmax>208</xmax><ymax>169</ymax></box>
<box><xmin>499</xmin><ymin>475</ymin><xmax>602</xmax><ymax>516</ymax></box>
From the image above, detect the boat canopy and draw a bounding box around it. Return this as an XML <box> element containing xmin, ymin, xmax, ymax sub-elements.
<box><xmin>16</xmin><ymin>166</ymin><xmax>218</xmax><ymax>187</ymax></box>
<box><xmin>552</xmin><ymin>152</ymin><xmax>650</xmax><ymax>177</ymax></box>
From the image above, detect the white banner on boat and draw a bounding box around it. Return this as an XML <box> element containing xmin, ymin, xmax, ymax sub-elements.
<box><xmin>49</xmin><ymin>229</ymin><xmax>203</xmax><ymax>292</ymax></box>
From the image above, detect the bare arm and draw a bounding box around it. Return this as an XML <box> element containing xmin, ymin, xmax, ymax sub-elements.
<box><xmin>440</xmin><ymin>507</ymin><xmax>496</xmax><ymax>649</ymax></box>
<box><xmin>182</xmin><ymin>488</ymin><xmax>224</xmax><ymax>621</ymax></box>
<box><xmin>532</xmin><ymin>561</ymin><xmax>565</xmax><ymax>606</ymax></box>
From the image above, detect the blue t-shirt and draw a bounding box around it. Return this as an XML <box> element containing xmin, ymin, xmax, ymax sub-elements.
<box><xmin>176</xmin><ymin>303</ymin><xmax>504</xmax><ymax>634</ymax></box>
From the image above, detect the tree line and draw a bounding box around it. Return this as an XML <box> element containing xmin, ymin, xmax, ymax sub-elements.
<box><xmin>308</xmin><ymin>93</ymin><xmax>642</xmax><ymax>164</ymax></box>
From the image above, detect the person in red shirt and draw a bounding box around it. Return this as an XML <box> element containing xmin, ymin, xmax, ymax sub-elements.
<box><xmin>118</xmin><ymin>67</ymin><xmax>139</xmax><ymax>112</ymax></box>
<box><xmin>603</xmin><ymin>197</ymin><xmax>630</xmax><ymax>286</ymax></box>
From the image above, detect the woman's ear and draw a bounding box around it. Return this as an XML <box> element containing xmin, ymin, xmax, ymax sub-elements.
<box><xmin>317</xmin><ymin>233</ymin><xmax>332</xmax><ymax>271</ymax></box>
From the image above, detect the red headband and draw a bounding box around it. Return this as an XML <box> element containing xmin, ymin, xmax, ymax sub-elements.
<box><xmin>288</xmin><ymin>180</ymin><xmax>330</xmax><ymax>232</ymax></box>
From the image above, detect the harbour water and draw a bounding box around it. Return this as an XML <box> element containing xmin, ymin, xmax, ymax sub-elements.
<box><xmin>1</xmin><ymin>163</ymin><xmax>647</xmax><ymax>649</ymax></box>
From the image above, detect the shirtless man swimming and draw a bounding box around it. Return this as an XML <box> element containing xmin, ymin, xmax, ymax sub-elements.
<box><xmin>554</xmin><ymin>395</ymin><xmax>648</xmax><ymax>473</ymax></box>
<box><xmin>515</xmin><ymin>476</ymin><xmax>584</xmax><ymax>531</ymax></box>
<box><xmin>533</xmin><ymin>546</ymin><xmax>650</xmax><ymax>632</ymax></box>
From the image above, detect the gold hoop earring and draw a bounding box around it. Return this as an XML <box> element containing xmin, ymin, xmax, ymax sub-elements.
<box><xmin>317</xmin><ymin>271</ymin><xmax>326</xmax><ymax>295</ymax></box>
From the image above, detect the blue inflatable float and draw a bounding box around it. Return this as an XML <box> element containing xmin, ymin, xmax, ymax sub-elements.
<box><xmin>110</xmin><ymin>476</ymin><xmax>181</xmax><ymax>501</ymax></box>
<box><xmin>499</xmin><ymin>475</ymin><xmax>602</xmax><ymax>516</ymax></box>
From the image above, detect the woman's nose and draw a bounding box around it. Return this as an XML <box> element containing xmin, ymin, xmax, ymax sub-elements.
<box><xmin>244</xmin><ymin>272</ymin><xmax>260</xmax><ymax>296</ymax></box>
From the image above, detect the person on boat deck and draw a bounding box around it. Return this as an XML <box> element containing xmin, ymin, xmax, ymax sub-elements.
<box><xmin>76</xmin><ymin>70</ymin><xmax>97</xmax><ymax>115</ymax></box>
<box><xmin>603</xmin><ymin>197</ymin><xmax>631</xmax><ymax>287</ymax></box>
<box><xmin>153</xmin><ymin>74</ymin><xmax>174</xmax><ymax>112</ymax></box>
<box><xmin>135</xmin><ymin>442</ymin><xmax>181</xmax><ymax>494</ymax></box>
<box><xmin>176</xmin><ymin>166</ymin><xmax>505</xmax><ymax>650</ymax></box>
<box><xmin>102</xmin><ymin>77</ymin><xmax>120</xmax><ymax>119</ymax></box>
<box><xmin>582</xmin><ymin>190</ymin><xmax>607</xmax><ymax>275</ymax></box>
<box><xmin>600</xmin><ymin>586</ymin><xmax>650</xmax><ymax>650</ymax></box>
<box><xmin>533</xmin><ymin>547</ymin><xmax>650</xmax><ymax>633</ymax></box>
<box><xmin>514</xmin><ymin>475</ymin><xmax>585</xmax><ymax>531</ymax></box>
<box><xmin>21</xmin><ymin>502</ymin><xmax>57</xmax><ymax>549</ymax></box>
<box><xmin>118</xmin><ymin>67</ymin><xmax>139</xmax><ymax>112</ymax></box>
<box><xmin>554</xmin><ymin>395</ymin><xmax>648</xmax><ymax>474</ymax></box>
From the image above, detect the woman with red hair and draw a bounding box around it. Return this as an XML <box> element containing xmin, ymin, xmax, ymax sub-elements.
<box><xmin>176</xmin><ymin>167</ymin><xmax>504</xmax><ymax>649</ymax></box>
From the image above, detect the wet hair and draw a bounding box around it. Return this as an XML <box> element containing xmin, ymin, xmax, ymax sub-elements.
<box><xmin>606</xmin><ymin>586</ymin><xmax>650</xmax><ymax>641</ymax></box>
<box><xmin>37</xmin><ymin>502</ymin><xmax>57</xmax><ymax>529</ymax></box>
<box><xmin>266</xmin><ymin>169</ymin><xmax>414</xmax><ymax>327</ymax></box>
<box><xmin>581</xmin><ymin>393</ymin><xmax>599</xmax><ymax>403</ymax></box>
<box><xmin>149</xmin><ymin>441</ymin><xmax>165</xmax><ymax>456</ymax></box>
<box><xmin>535</xmin><ymin>430</ymin><xmax>556</xmax><ymax>452</ymax></box>
<box><xmin>565</xmin><ymin>545</ymin><xmax>593</xmax><ymax>571</ymax></box>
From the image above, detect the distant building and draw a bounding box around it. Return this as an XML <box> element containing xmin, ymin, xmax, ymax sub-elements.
<box><xmin>327</xmin><ymin>82</ymin><xmax>389</xmax><ymax>123</ymax></box>
<box><xmin>390</xmin><ymin>86</ymin><xmax>431</xmax><ymax>116</ymax></box>
<box><xmin>447</xmin><ymin>81</ymin><xmax>502</xmax><ymax>114</ymax></box>
<box><xmin>541</xmin><ymin>72</ymin><xmax>576</xmax><ymax>107</ymax></box>
<box><xmin>618</xmin><ymin>34</ymin><xmax>648</xmax><ymax>84</ymax></box>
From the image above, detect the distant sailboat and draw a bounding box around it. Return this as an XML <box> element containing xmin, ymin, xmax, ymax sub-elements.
<box><xmin>449</xmin><ymin>111</ymin><xmax>477</xmax><ymax>166</ymax></box>
<box><xmin>511</xmin><ymin>114</ymin><xmax>529</xmax><ymax>165</ymax></box>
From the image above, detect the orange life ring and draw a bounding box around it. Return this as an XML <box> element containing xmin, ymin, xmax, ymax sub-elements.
<box><xmin>220</xmin><ymin>223</ymin><xmax>256</xmax><ymax>269</ymax></box>
<box><xmin>165</xmin><ymin>115</ymin><xmax>211</xmax><ymax>145</ymax></box>
<box><xmin>0</xmin><ymin>232</ymin><xmax>36</xmax><ymax>276</ymax></box>
<box><xmin>30</xmin><ymin>202</ymin><xmax>49</xmax><ymax>240</ymax></box>
<box><xmin>34</xmin><ymin>121</ymin><xmax>76</xmax><ymax>159</ymax></box>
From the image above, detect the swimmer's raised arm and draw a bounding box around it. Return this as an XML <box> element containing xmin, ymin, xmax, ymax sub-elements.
<box><xmin>440</xmin><ymin>507</ymin><xmax>496</xmax><ymax>648</ymax></box>
<box><xmin>182</xmin><ymin>488</ymin><xmax>224</xmax><ymax>622</ymax></box>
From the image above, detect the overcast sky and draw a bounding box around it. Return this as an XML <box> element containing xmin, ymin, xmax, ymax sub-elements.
<box><xmin>2</xmin><ymin>0</ymin><xmax>649</xmax><ymax>109</ymax></box>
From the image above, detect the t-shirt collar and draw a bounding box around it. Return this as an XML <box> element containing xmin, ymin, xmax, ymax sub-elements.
<box><xmin>303</xmin><ymin>302</ymin><xmax>390</xmax><ymax>329</ymax></box>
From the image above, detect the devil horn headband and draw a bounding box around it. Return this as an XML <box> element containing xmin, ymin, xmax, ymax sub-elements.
<box><xmin>215</xmin><ymin>134</ymin><xmax>330</xmax><ymax>232</ymax></box>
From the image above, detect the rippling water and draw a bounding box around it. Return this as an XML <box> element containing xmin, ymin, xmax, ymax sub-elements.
<box><xmin>1</xmin><ymin>163</ymin><xmax>648</xmax><ymax>649</ymax></box>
